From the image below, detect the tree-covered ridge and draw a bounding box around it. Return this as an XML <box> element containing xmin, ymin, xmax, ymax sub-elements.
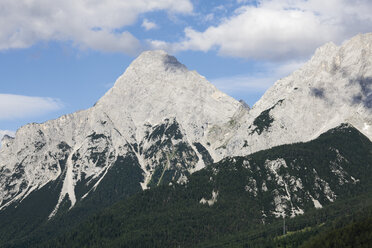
<box><xmin>26</xmin><ymin>123</ymin><xmax>372</xmax><ymax>248</ymax></box>
<box><xmin>301</xmin><ymin>213</ymin><xmax>372</xmax><ymax>248</ymax></box>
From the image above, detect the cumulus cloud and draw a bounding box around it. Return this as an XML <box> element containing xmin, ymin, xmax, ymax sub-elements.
<box><xmin>0</xmin><ymin>94</ymin><xmax>63</xmax><ymax>120</ymax></box>
<box><xmin>150</xmin><ymin>0</ymin><xmax>372</xmax><ymax>60</ymax></box>
<box><xmin>142</xmin><ymin>19</ymin><xmax>158</xmax><ymax>31</ymax></box>
<box><xmin>0</xmin><ymin>0</ymin><xmax>193</xmax><ymax>54</ymax></box>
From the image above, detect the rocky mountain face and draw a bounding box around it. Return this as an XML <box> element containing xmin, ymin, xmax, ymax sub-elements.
<box><xmin>0</xmin><ymin>50</ymin><xmax>241</xmax><ymax>218</ymax></box>
<box><xmin>217</xmin><ymin>33</ymin><xmax>372</xmax><ymax>157</ymax></box>
<box><xmin>28</xmin><ymin>124</ymin><xmax>372</xmax><ymax>248</ymax></box>
<box><xmin>0</xmin><ymin>33</ymin><xmax>371</xmax><ymax>225</ymax></box>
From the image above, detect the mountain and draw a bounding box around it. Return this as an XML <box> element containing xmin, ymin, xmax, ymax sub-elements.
<box><xmin>0</xmin><ymin>50</ymin><xmax>241</xmax><ymax>219</ymax></box>
<box><xmin>217</xmin><ymin>33</ymin><xmax>372</xmax><ymax>157</ymax></box>
<box><xmin>32</xmin><ymin>124</ymin><xmax>372</xmax><ymax>247</ymax></box>
<box><xmin>0</xmin><ymin>33</ymin><xmax>371</xmax><ymax>247</ymax></box>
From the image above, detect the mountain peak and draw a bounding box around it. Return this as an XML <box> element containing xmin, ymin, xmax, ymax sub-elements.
<box><xmin>345</xmin><ymin>32</ymin><xmax>372</xmax><ymax>46</ymax></box>
<box><xmin>94</xmin><ymin>49</ymin><xmax>240</xmax><ymax>143</ymax></box>
<box><xmin>128</xmin><ymin>50</ymin><xmax>187</xmax><ymax>74</ymax></box>
<box><xmin>221</xmin><ymin>33</ymin><xmax>372</xmax><ymax>158</ymax></box>
<box><xmin>312</xmin><ymin>41</ymin><xmax>338</xmax><ymax>58</ymax></box>
<box><xmin>0</xmin><ymin>135</ymin><xmax>14</xmax><ymax>148</ymax></box>
<box><xmin>309</xmin><ymin>32</ymin><xmax>372</xmax><ymax>67</ymax></box>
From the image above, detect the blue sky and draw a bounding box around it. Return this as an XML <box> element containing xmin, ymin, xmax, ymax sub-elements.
<box><xmin>1</xmin><ymin>0</ymin><xmax>372</xmax><ymax>138</ymax></box>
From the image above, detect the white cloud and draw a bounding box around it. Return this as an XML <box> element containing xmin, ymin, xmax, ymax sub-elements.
<box><xmin>0</xmin><ymin>94</ymin><xmax>63</xmax><ymax>120</ymax></box>
<box><xmin>0</xmin><ymin>0</ymin><xmax>193</xmax><ymax>54</ymax></box>
<box><xmin>142</xmin><ymin>19</ymin><xmax>158</xmax><ymax>31</ymax></box>
<box><xmin>150</xmin><ymin>0</ymin><xmax>372</xmax><ymax>60</ymax></box>
<box><xmin>204</xmin><ymin>13</ymin><xmax>214</xmax><ymax>22</ymax></box>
